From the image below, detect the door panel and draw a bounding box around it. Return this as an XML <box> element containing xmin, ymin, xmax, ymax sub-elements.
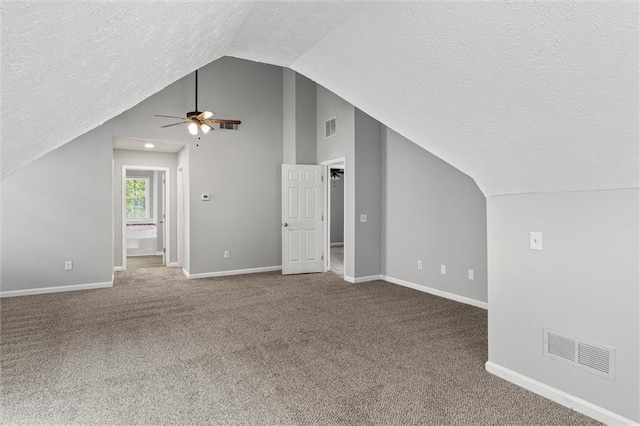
<box><xmin>282</xmin><ymin>164</ymin><xmax>324</xmax><ymax>275</ymax></box>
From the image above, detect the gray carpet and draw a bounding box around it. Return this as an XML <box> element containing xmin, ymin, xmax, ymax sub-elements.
<box><xmin>1</xmin><ymin>268</ymin><xmax>599</xmax><ymax>425</ymax></box>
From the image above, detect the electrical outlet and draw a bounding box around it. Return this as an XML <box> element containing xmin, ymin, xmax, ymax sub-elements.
<box><xmin>468</xmin><ymin>269</ymin><xmax>474</xmax><ymax>280</ymax></box>
<box><xmin>223</xmin><ymin>251</ymin><xmax>230</xmax><ymax>259</ymax></box>
<box><xmin>417</xmin><ymin>260</ymin><xmax>423</xmax><ymax>270</ymax></box>
<box><xmin>65</xmin><ymin>261</ymin><xmax>73</xmax><ymax>271</ymax></box>
<box><xmin>360</xmin><ymin>214</ymin><xmax>367</xmax><ymax>223</ymax></box>
<box><xmin>440</xmin><ymin>264</ymin><xmax>447</xmax><ymax>275</ymax></box>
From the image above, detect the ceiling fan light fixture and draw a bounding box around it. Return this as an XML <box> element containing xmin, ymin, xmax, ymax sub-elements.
<box><xmin>188</xmin><ymin>122</ymin><xmax>198</xmax><ymax>135</ymax></box>
<box><xmin>202</xmin><ymin>111</ymin><xmax>214</xmax><ymax>119</ymax></box>
<box><xmin>200</xmin><ymin>123</ymin><xmax>211</xmax><ymax>134</ymax></box>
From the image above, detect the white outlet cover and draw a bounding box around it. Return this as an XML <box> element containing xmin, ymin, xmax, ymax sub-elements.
<box><xmin>360</xmin><ymin>214</ymin><xmax>367</xmax><ymax>223</ymax></box>
<box><xmin>468</xmin><ymin>269</ymin><xmax>474</xmax><ymax>280</ymax></box>
<box><xmin>440</xmin><ymin>264</ymin><xmax>446</xmax><ymax>275</ymax></box>
<box><xmin>530</xmin><ymin>231</ymin><xmax>543</xmax><ymax>250</ymax></box>
<box><xmin>417</xmin><ymin>260</ymin><xmax>423</xmax><ymax>269</ymax></box>
<box><xmin>201</xmin><ymin>194</ymin><xmax>210</xmax><ymax>201</ymax></box>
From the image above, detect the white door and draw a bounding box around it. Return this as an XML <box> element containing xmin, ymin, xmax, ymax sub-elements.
<box><xmin>282</xmin><ymin>164</ymin><xmax>324</xmax><ymax>275</ymax></box>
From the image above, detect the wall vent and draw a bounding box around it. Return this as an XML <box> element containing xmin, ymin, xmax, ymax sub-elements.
<box><xmin>325</xmin><ymin>117</ymin><xmax>337</xmax><ymax>138</ymax></box>
<box><xmin>219</xmin><ymin>123</ymin><xmax>239</xmax><ymax>130</ymax></box>
<box><xmin>543</xmin><ymin>328</ymin><xmax>615</xmax><ymax>380</ymax></box>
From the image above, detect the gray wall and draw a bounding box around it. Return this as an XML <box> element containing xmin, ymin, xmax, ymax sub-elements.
<box><xmin>114</xmin><ymin>150</ymin><xmax>178</xmax><ymax>266</ymax></box>
<box><xmin>283</xmin><ymin>69</ymin><xmax>317</xmax><ymax>165</ymax></box>
<box><xmin>2</xmin><ymin>127</ymin><xmax>113</xmax><ymax>291</ymax></box>
<box><xmin>354</xmin><ymin>109</ymin><xmax>382</xmax><ymax>278</ymax></box>
<box><xmin>488</xmin><ymin>189</ymin><xmax>639</xmax><ymax>421</ymax></box>
<box><xmin>295</xmin><ymin>73</ymin><xmax>317</xmax><ymax>165</ymax></box>
<box><xmin>382</xmin><ymin>128</ymin><xmax>488</xmax><ymax>302</ymax></box>
<box><xmin>330</xmin><ymin>172</ymin><xmax>344</xmax><ymax>244</ymax></box>
<box><xmin>185</xmin><ymin>58</ymin><xmax>283</xmax><ymax>275</ymax></box>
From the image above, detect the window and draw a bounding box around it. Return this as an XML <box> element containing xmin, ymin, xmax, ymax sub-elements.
<box><xmin>126</xmin><ymin>177</ymin><xmax>150</xmax><ymax>219</ymax></box>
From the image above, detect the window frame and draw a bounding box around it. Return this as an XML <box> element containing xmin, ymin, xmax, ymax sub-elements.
<box><xmin>125</xmin><ymin>176</ymin><xmax>151</xmax><ymax>221</ymax></box>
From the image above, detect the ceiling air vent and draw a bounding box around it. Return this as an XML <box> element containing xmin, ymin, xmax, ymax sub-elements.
<box><xmin>543</xmin><ymin>328</ymin><xmax>615</xmax><ymax>380</ymax></box>
<box><xmin>325</xmin><ymin>117</ymin><xmax>337</xmax><ymax>138</ymax></box>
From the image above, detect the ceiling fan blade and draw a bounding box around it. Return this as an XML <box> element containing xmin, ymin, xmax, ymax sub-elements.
<box><xmin>160</xmin><ymin>121</ymin><xmax>190</xmax><ymax>128</ymax></box>
<box><xmin>197</xmin><ymin>111</ymin><xmax>215</xmax><ymax>120</ymax></box>
<box><xmin>205</xmin><ymin>118</ymin><xmax>242</xmax><ymax>125</ymax></box>
<box><xmin>155</xmin><ymin>114</ymin><xmax>187</xmax><ymax>120</ymax></box>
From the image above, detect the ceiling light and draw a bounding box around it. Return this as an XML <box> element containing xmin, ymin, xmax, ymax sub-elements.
<box><xmin>200</xmin><ymin>123</ymin><xmax>211</xmax><ymax>134</ymax></box>
<box><xmin>188</xmin><ymin>122</ymin><xmax>198</xmax><ymax>135</ymax></box>
<box><xmin>202</xmin><ymin>111</ymin><xmax>214</xmax><ymax>119</ymax></box>
<box><xmin>144</xmin><ymin>143</ymin><xmax>154</xmax><ymax>148</ymax></box>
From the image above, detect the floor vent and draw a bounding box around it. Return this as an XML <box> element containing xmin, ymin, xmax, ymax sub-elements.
<box><xmin>544</xmin><ymin>328</ymin><xmax>615</xmax><ymax>380</ymax></box>
<box><xmin>325</xmin><ymin>117</ymin><xmax>337</xmax><ymax>138</ymax></box>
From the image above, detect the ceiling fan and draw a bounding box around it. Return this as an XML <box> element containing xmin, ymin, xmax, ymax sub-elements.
<box><xmin>155</xmin><ymin>70</ymin><xmax>241</xmax><ymax>135</ymax></box>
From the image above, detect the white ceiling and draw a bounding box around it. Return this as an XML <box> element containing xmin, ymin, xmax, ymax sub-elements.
<box><xmin>2</xmin><ymin>2</ymin><xmax>638</xmax><ymax>196</ymax></box>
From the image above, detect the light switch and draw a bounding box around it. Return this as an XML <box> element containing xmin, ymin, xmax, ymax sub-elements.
<box><xmin>530</xmin><ymin>232</ymin><xmax>542</xmax><ymax>250</ymax></box>
<box><xmin>360</xmin><ymin>214</ymin><xmax>367</xmax><ymax>223</ymax></box>
<box><xmin>468</xmin><ymin>269</ymin><xmax>474</xmax><ymax>280</ymax></box>
<box><xmin>440</xmin><ymin>264</ymin><xmax>446</xmax><ymax>275</ymax></box>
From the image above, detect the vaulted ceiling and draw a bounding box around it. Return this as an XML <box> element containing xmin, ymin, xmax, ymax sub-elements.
<box><xmin>2</xmin><ymin>2</ymin><xmax>638</xmax><ymax>196</ymax></box>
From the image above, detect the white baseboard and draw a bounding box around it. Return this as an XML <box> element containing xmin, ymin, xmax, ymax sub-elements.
<box><xmin>183</xmin><ymin>265</ymin><xmax>282</xmax><ymax>279</ymax></box>
<box><xmin>381</xmin><ymin>275</ymin><xmax>488</xmax><ymax>310</ymax></box>
<box><xmin>113</xmin><ymin>266</ymin><xmax>124</xmax><ymax>272</ymax></box>
<box><xmin>344</xmin><ymin>274</ymin><xmax>383</xmax><ymax>283</ymax></box>
<box><xmin>0</xmin><ymin>280</ymin><xmax>113</xmax><ymax>298</ymax></box>
<box><xmin>330</xmin><ymin>242</ymin><xmax>344</xmax><ymax>247</ymax></box>
<box><xmin>485</xmin><ymin>361</ymin><xmax>636</xmax><ymax>425</ymax></box>
<box><xmin>167</xmin><ymin>262</ymin><xmax>180</xmax><ymax>268</ymax></box>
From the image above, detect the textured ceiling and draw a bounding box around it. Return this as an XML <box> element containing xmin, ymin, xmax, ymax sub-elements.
<box><xmin>2</xmin><ymin>2</ymin><xmax>638</xmax><ymax>196</ymax></box>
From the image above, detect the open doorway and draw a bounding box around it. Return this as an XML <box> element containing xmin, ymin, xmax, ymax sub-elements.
<box><xmin>328</xmin><ymin>166</ymin><xmax>345</xmax><ymax>276</ymax></box>
<box><xmin>122</xmin><ymin>166</ymin><xmax>170</xmax><ymax>270</ymax></box>
<box><xmin>321</xmin><ymin>158</ymin><xmax>346</xmax><ymax>277</ymax></box>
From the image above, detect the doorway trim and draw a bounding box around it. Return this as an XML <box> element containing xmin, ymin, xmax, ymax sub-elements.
<box><xmin>121</xmin><ymin>165</ymin><xmax>171</xmax><ymax>271</ymax></box>
<box><xmin>319</xmin><ymin>157</ymin><xmax>347</xmax><ymax>275</ymax></box>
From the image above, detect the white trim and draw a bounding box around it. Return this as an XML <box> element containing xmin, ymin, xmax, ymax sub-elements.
<box><xmin>485</xmin><ymin>361</ymin><xmax>637</xmax><ymax>426</ymax></box>
<box><xmin>381</xmin><ymin>275</ymin><xmax>488</xmax><ymax>310</ymax></box>
<box><xmin>167</xmin><ymin>262</ymin><xmax>180</xmax><ymax>268</ymax></box>
<box><xmin>113</xmin><ymin>266</ymin><xmax>125</xmax><ymax>272</ymax></box>
<box><xmin>330</xmin><ymin>242</ymin><xmax>344</xmax><ymax>247</ymax></box>
<box><xmin>1</xmin><ymin>281</ymin><xmax>113</xmax><ymax>298</ymax></box>
<box><xmin>344</xmin><ymin>274</ymin><xmax>382</xmax><ymax>283</ymax></box>
<box><xmin>183</xmin><ymin>266</ymin><xmax>282</xmax><ymax>280</ymax></box>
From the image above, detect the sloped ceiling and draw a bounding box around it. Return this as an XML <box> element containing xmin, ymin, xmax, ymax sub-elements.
<box><xmin>2</xmin><ymin>2</ymin><xmax>638</xmax><ymax>196</ymax></box>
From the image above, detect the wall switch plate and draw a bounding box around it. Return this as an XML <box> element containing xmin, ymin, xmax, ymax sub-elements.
<box><xmin>530</xmin><ymin>231</ymin><xmax>543</xmax><ymax>250</ymax></box>
<box><xmin>201</xmin><ymin>194</ymin><xmax>210</xmax><ymax>201</ymax></box>
<box><xmin>468</xmin><ymin>269</ymin><xmax>474</xmax><ymax>280</ymax></box>
<box><xmin>65</xmin><ymin>261</ymin><xmax>73</xmax><ymax>271</ymax></box>
<box><xmin>440</xmin><ymin>264</ymin><xmax>446</xmax><ymax>275</ymax></box>
<box><xmin>417</xmin><ymin>260</ymin><xmax>423</xmax><ymax>269</ymax></box>
<box><xmin>224</xmin><ymin>251</ymin><xmax>230</xmax><ymax>259</ymax></box>
<box><xmin>360</xmin><ymin>214</ymin><xmax>367</xmax><ymax>223</ymax></box>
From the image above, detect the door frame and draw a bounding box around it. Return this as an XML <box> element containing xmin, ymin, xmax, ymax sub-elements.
<box><xmin>121</xmin><ymin>165</ymin><xmax>171</xmax><ymax>270</ymax></box>
<box><xmin>319</xmin><ymin>157</ymin><xmax>347</xmax><ymax>274</ymax></box>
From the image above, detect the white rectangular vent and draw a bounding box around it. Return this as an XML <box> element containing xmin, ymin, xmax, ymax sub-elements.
<box><xmin>543</xmin><ymin>328</ymin><xmax>615</xmax><ymax>380</ymax></box>
<box><xmin>325</xmin><ymin>117</ymin><xmax>337</xmax><ymax>138</ymax></box>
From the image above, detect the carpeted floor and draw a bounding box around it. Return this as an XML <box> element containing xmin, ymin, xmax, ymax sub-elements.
<box><xmin>1</xmin><ymin>268</ymin><xmax>600</xmax><ymax>425</ymax></box>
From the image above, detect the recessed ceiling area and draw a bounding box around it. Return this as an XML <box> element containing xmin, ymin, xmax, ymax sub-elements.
<box><xmin>113</xmin><ymin>137</ymin><xmax>185</xmax><ymax>154</ymax></box>
<box><xmin>2</xmin><ymin>2</ymin><xmax>638</xmax><ymax>196</ymax></box>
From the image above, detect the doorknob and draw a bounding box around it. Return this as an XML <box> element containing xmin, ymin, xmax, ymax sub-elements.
<box><xmin>283</xmin><ymin>223</ymin><xmax>288</xmax><ymax>227</ymax></box>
